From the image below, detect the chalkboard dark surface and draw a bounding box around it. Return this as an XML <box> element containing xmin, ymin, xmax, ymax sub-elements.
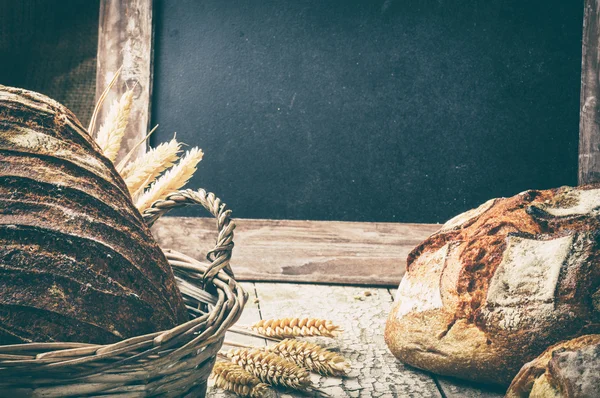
<box><xmin>152</xmin><ymin>0</ymin><xmax>582</xmax><ymax>223</ymax></box>
<box><xmin>0</xmin><ymin>0</ymin><xmax>99</xmax><ymax>124</ymax></box>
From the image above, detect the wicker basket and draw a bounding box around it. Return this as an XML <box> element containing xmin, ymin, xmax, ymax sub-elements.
<box><xmin>0</xmin><ymin>189</ymin><xmax>247</xmax><ymax>397</ymax></box>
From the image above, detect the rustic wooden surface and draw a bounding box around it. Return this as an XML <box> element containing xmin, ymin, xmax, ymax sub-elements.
<box><xmin>152</xmin><ymin>217</ymin><xmax>441</xmax><ymax>286</ymax></box>
<box><xmin>434</xmin><ymin>377</ymin><xmax>503</xmax><ymax>398</ymax></box>
<box><xmin>208</xmin><ymin>282</ymin><xmax>504</xmax><ymax>397</ymax></box>
<box><xmin>580</xmin><ymin>0</ymin><xmax>600</xmax><ymax>184</ymax></box>
<box><xmin>95</xmin><ymin>0</ymin><xmax>153</xmax><ymax>163</ymax></box>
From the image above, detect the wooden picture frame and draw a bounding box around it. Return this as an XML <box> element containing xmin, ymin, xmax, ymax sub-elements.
<box><xmin>94</xmin><ymin>0</ymin><xmax>592</xmax><ymax>286</ymax></box>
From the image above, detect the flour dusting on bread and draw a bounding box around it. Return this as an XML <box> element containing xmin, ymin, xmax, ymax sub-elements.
<box><xmin>486</xmin><ymin>235</ymin><xmax>571</xmax><ymax>307</ymax></box>
<box><xmin>534</xmin><ymin>187</ymin><xmax>600</xmax><ymax>217</ymax></box>
<box><xmin>394</xmin><ymin>244</ymin><xmax>448</xmax><ymax>318</ymax></box>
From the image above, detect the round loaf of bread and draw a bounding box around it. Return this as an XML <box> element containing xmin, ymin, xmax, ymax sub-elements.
<box><xmin>384</xmin><ymin>186</ymin><xmax>600</xmax><ymax>386</ymax></box>
<box><xmin>506</xmin><ymin>334</ymin><xmax>600</xmax><ymax>398</ymax></box>
<box><xmin>0</xmin><ymin>85</ymin><xmax>189</xmax><ymax>345</ymax></box>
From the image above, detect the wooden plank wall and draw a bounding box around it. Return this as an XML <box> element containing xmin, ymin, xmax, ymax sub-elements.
<box><xmin>580</xmin><ymin>0</ymin><xmax>600</xmax><ymax>184</ymax></box>
<box><xmin>152</xmin><ymin>217</ymin><xmax>440</xmax><ymax>286</ymax></box>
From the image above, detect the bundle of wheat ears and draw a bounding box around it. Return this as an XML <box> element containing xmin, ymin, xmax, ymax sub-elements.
<box><xmin>89</xmin><ymin>68</ymin><xmax>203</xmax><ymax>213</ymax></box>
<box><xmin>211</xmin><ymin>317</ymin><xmax>350</xmax><ymax>397</ymax></box>
<box><xmin>212</xmin><ymin>362</ymin><xmax>273</xmax><ymax>398</ymax></box>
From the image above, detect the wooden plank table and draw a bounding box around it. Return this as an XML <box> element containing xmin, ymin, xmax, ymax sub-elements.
<box><xmin>208</xmin><ymin>282</ymin><xmax>505</xmax><ymax>398</ymax></box>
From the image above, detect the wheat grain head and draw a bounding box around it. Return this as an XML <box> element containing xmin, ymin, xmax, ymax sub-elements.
<box><xmin>95</xmin><ymin>89</ymin><xmax>134</xmax><ymax>162</ymax></box>
<box><xmin>251</xmin><ymin>318</ymin><xmax>342</xmax><ymax>339</ymax></box>
<box><xmin>268</xmin><ymin>339</ymin><xmax>350</xmax><ymax>376</ymax></box>
<box><xmin>120</xmin><ymin>137</ymin><xmax>181</xmax><ymax>195</ymax></box>
<box><xmin>135</xmin><ymin>146</ymin><xmax>203</xmax><ymax>212</ymax></box>
<box><xmin>211</xmin><ymin>361</ymin><xmax>272</xmax><ymax>398</ymax></box>
<box><xmin>226</xmin><ymin>348</ymin><xmax>312</xmax><ymax>391</ymax></box>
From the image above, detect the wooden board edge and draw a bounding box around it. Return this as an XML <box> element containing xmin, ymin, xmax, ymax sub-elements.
<box><xmin>152</xmin><ymin>216</ymin><xmax>441</xmax><ymax>287</ymax></box>
<box><xmin>580</xmin><ymin>0</ymin><xmax>600</xmax><ymax>184</ymax></box>
<box><xmin>229</xmin><ymin>274</ymin><xmax>403</xmax><ymax>287</ymax></box>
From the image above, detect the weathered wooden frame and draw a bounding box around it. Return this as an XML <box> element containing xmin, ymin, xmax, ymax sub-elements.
<box><xmin>95</xmin><ymin>0</ymin><xmax>595</xmax><ymax>286</ymax></box>
<box><xmin>95</xmin><ymin>0</ymin><xmax>153</xmax><ymax>163</ymax></box>
<box><xmin>580</xmin><ymin>0</ymin><xmax>600</xmax><ymax>184</ymax></box>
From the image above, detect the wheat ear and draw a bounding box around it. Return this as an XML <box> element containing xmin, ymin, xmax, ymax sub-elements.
<box><xmin>211</xmin><ymin>361</ymin><xmax>272</xmax><ymax>398</ymax></box>
<box><xmin>251</xmin><ymin>318</ymin><xmax>342</xmax><ymax>339</ymax></box>
<box><xmin>268</xmin><ymin>339</ymin><xmax>350</xmax><ymax>376</ymax></box>
<box><xmin>226</xmin><ymin>348</ymin><xmax>312</xmax><ymax>391</ymax></box>
<box><xmin>120</xmin><ymin>137</ymin><xmax>181</xmax><ymax>195</ymax></box>
<box><xmin>95</xmin><ymin>89</ymin><xmax>134</xmax><ymax>162</ymax></box>
<box><xmin>135</xmin><ymin>147</ymin><xmax>204</xmax><ymax>212</ymax></box>
<box><xmin>116</xmin><ymin>124</ymin><xmax>160</xmax><ymax>172</ymax></box>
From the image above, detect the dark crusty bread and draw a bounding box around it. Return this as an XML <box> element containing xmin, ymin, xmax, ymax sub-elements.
<box><xmin>506</xmin><ymin>334</ymin><xmax>600</xmax><ymax>398</ymax></box>
<box><xmin>385</xmin><ymin>186</ymin><xmax>600</xmax><ymax>386</ymax></box>
<box><xmin>0</xmin><ymin>85</ymin><xmax>189</xmax><ymax>344</ymax></box>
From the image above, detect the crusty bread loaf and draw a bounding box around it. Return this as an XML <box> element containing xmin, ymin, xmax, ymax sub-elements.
<box><xmin>0</xmin><ymin>85</ymin><xmax>189</xmax><ymax>344</ymax></box>
<box><xmin>506</xmin><ymin>334</ymin><xmax>600</xmax><ymax>398</ymax></box>
<box><xmin>384</xmin><ymin>186</ymin><xmax>600</xmax><ymax>386</ymax></box>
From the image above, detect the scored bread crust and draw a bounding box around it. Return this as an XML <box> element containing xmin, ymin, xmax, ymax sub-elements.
<box><xmin>506</xmin><ymin>334</ymin><xmax>600</xmax><ymax>397</ymax></box>
<box><xmin>385</xmin><ymin>186</ymin><xmax>600</xmax><ymax>386</ymax></box>
<box><xmin>0</xmin><ymin>85</ymin><xmax>189</xmax><ymax>344</ymax></box>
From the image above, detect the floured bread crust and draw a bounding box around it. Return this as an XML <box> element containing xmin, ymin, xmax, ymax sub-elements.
<box><xmin>506</xmin><ymin>334</ymin><xmax>600</xmax><ymax>397</ymax></box>
<box><xmin>385</xmin><ymin>186</ymin><xmax>600</xmax><ymax>386</ymax></box>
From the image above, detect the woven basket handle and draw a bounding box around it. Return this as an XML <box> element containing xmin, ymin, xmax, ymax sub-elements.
<box><xmin>141</xmin><ymin>189</ymin><xmax>235</xmax><ymax>284</ymax></box>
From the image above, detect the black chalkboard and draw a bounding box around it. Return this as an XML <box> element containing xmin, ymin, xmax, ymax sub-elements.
<box><xmin>0</xmin><ymin>0</ymin><xmax>99</xmax><ymax>124</ymax></box>
<box><xmin>152</xmin><ymin>0</ymin><xmax>582</xmax><ymax>223</ymax></box>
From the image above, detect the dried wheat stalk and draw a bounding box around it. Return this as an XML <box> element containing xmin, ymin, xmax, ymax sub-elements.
<box><xmin>251</xmin><ymin>318</ymin><xmax>342</xmax><ymax>339</ymax></box>
<box><xmin>227</xmin><ymin>348</ymin><xmax>312</xmax><ymax>391</ymax></box>
<box><xmin>88</xmin><ymin>65</ymin><xmax>122</xmax><ymax>134</ymax></box>
<box><xmin>135</xmin><ymin>147</ymin><xmax>203</xmax><ymax>212</ymax></box>
<box><xmin>120</xmin><ymin>137</ymin><xmax>181</xmax><ymax>195</ymax></box>
<box><xmin>229</xmin><ymin>326</ymin><xmax>282</xmax><ymax>342</ymax></box>
<box><xmin>268</xmin><ymin>339</ymin><xmax>350</xmax><ymax>376</ymax></box>
<box><xmin>95</xmin><ymin>89</ymin><xmax>134</xmax><ymax>162</ymax></box>
<box><xmin>211</xmin><ymin>361</ymin><xmax>272</xmax><ymax>398</ymax></box>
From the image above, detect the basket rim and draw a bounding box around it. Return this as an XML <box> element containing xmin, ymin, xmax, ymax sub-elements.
<box><xmin>0</xmin><ymin>189</ymin><xmax>248</xmax><ymax>396</ymax></box>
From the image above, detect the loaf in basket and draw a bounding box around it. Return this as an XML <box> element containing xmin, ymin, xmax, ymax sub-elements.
<box><xmin>0</xmin><ymin>85</ymin><xmax>247</xmax><ymax>397</ymax></box>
